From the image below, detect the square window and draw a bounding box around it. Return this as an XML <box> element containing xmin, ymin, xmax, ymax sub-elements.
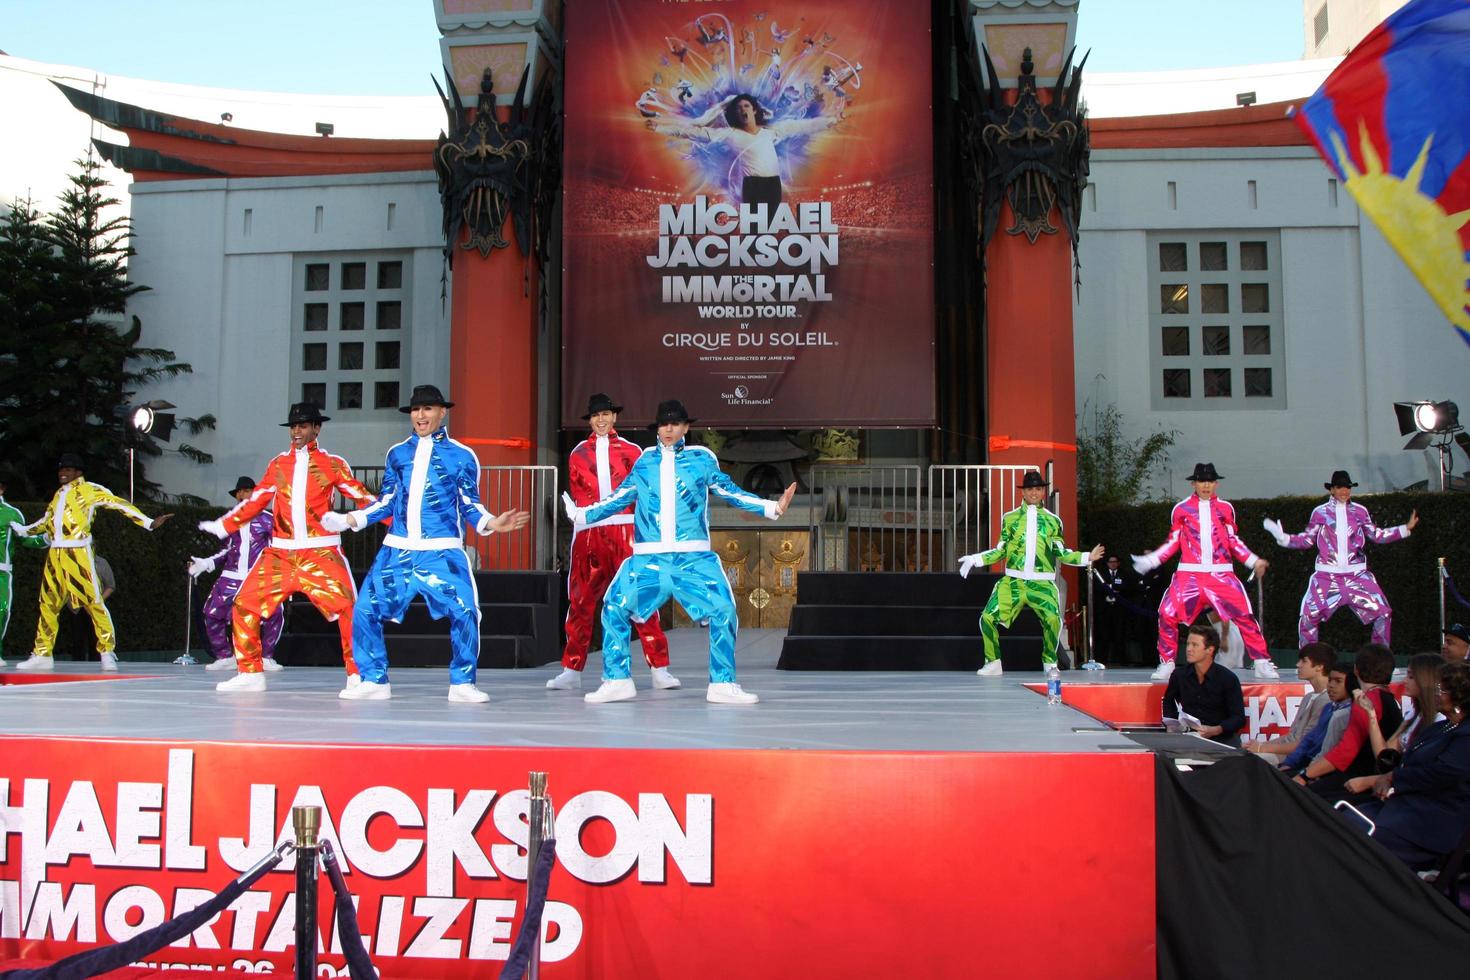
<box><xmin>1243</xmin><ymin>324</ymin><xmax>1271</xmax><ymax>355</ymax></box>
<box><xmin>338</xmin><ymin>382</ymin><xmax>363</xmax><ymax>410</ymax></box>
<box><xmin>376</xmin><ymin>301</ymin><xmax>402</xmax><ymax>330</ymax></box>
<box><xmin>377</xmin><ymin>261</ymin><xmax>403</xmax><ymax>289</ymax></box>
<box><xmin>339</xmin><ymin>342</ymin><xmax>364</xmax><ymax>371</ymax></box>
<box><xmin>304</xmin><ymin>303</ymin><xmax>328</xmax><ymax>331</ymax></box>
<box><xmin>375</xmin><ymin>341</ymin><xmax>401</xmax><ymax>369</ymax></box>
<box><xmin>1162</xmin><ymin>369</ymin><xmax>1191</xmax><ymax>398</ymax></box>
<box><xmin>305</xmin><ymin>264</ymin><xmax>329</xmax><ymax>291</ymax></box>
<box><xmin>1158</xmin><ymin>243</ymin><xmax>1187</xmax><ymax>272</ymax></box>
<box><xmin>1161</xmin><ymin>326</ymin><xmax>1190</xmax><ymax>356</ymax></box>
<box><xmin>1241</xmin><ymin>241</ymin><xmax>1268</xmax><ymax>270</ymax></box>
<box><xmin>302</xmin><ymin>382</ymin><xmax>326</xmax><ymax>407</ymax></box>
<box><xmin>1204</xmin><ymin>368</ymin><xmax>1232</xmax><ymax>397</ymax></box>
<box><xmin>375</xmin><ymin>381</ymin><xmax>400</xmax><ymax>410</ymax></box>
<box><xmin>1245</xmin><ymin>367</ymin><xmax>1273</xmax><ymax>397</ymax></box>
<box><xmin>1202</xmin><ymin>283</ymin><xmax>1229</xmax><ymax>314</ymax></box>
<box><xmin>302</xmin><ymin>343</ymin><xmax>327</xmax><ymax>371</ymax></box>
<box><xmin>1160</xmin><ymin>284</ymin><xmax>1189</xmax><ymax>315</ymax></box>
<box><xmin>341</xmin><ymin>302</ymin><xmax>365</xmax><ymax>330</ymax></box>
<box><xmin>1242</xmin><ymin>283</ymin><xmax>1270</xmax><ymax>313</ymax></box>
<box><xmin>1202</xmin><ymin>325</ymin><xmax>1230</xmax><ymax>356</ymax></box>
<box><xmin>341</xmin><ymin>262</ymin><xmax>367</xmax><ymax>290</ymax></box>
<box><xmin>1200</xmin><ymin>242</ymin><xmax>1228</xmax><ymax>271</ymax></box>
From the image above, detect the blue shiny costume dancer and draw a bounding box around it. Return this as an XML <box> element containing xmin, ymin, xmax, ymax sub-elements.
<box><xmin>564</xmin><ymin>399</ymin><xmax>795</xmax><ymax>705</ymax></box>
<box><xmin>333</xmin><ymin>385</ymin><xmax>529</xmax><ymax>703</ymax></box>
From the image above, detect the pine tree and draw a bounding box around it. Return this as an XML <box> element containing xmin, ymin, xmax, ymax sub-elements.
<box><xmin>0</xmin><ymin>158</ymin><xmax>215</xmax><ymax>502</ymax></box>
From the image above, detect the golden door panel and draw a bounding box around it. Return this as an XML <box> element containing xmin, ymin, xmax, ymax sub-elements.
<box><xmin>664</xmin><ymin>530</ymin><xmax>809</xmax><ymax>629</ymax></box>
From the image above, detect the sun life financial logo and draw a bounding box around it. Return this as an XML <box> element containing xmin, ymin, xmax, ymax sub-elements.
<box><xmin>734</xmin><ymin>385</ymin><xmax>749</xmax><ymax>399</ymax></box>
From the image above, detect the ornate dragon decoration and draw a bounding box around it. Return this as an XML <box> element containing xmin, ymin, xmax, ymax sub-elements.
<box><xmin>432</xmin><ymin>64</ymin><xmax>561</xmax><ymax>281</ymax></box>
<box><xmin>958</xmin><ymin>30</ymin><xmax>1090</xmax><ymax>282</ymax></box>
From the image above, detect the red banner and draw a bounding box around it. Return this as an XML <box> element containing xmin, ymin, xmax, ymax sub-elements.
<box><xmin>1</xmin><ymin>738</ymin><xmax>1154</xmax><ymax>978</ymax></box>
<box><xmin>561</xmin><ymin>0</ymin><xmax>935</xmax><ymax>428</ymax></box>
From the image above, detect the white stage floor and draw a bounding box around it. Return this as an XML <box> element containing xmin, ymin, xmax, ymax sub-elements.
<box><xmin>0</xmin><ymin>629</ymin><xmax>1165</xmax><ymax>754</ymax></box>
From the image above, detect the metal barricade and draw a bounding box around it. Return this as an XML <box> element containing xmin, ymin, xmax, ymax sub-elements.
<box><xmin>807</xmin><ymin>465</ymin><xmax>923</xmax><ymax>571</ymax></box>
<box><xmin>337</xmin><ymin>464</ymin><xmax>559</xmax><ymax>571</ymax></box>
<box><xmin>925</xmin><ymin>464</ymin><xmax>1042</xmax><ymax>572</ymax></box>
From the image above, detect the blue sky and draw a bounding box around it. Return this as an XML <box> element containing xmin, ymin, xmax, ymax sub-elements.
<box><xmin>1</xmin><ymin>0</ymin><xmax>1305</xmax><ymax>96</ymax></box>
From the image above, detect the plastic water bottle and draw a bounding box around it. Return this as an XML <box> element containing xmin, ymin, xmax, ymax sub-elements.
<box><xmin>1046</xmin><ymin>664</ymin><xmax>1062</xmax><ymax>705</ymax></box>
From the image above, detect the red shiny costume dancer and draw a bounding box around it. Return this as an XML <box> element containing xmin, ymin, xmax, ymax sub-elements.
<box><xmin>1132</xmin><ymin>462</ymin><xmax>1277</xmax><ymax>682</ymax></box>
<box><xmin>547</xmin><ymin>393</ymin><xmax>677</xmax><ymax>692</ymax></box>
<box><xmin>200</xmin><ymin>403</ymin><xmax>376</xmax><ymax>693</ymax></box>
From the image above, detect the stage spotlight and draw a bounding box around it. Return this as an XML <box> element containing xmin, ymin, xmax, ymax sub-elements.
<box><xmin>1393</xmin><ymin>400</ymin><xmax>1464</xmax><ymax>490</ymax></box>
<box><xmin>129</xmin><ymin>400</ymin><xmax>177</xmax><ymax>442</ymax></box>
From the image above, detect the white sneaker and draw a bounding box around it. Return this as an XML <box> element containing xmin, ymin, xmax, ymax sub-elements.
<box><xmin>216</xmin><ymin>672</ymin><xmax>266</xmax><ymax>693</ymax></box>
<box><xmin>261</xmin><ymin>657</ymin><xmax>284</xmax><ymax>672</ymax></box>
<box><xmin>706</xmin><ymin>682</ymin><xmax>758</xmax><ymax>705</ymax></box>
<box><xmin>345</xmin><ymin>673</ymin><xmax>362</xmax><ymax>689</ymax></box>
<box><xmin>546</xmin><ymin>667</ymin><xmax>581</xmax><ymax>691</ymax></box>
<box><xmin>977</xmin><ymin>660</ymin><xmax>1003</xmax><ymax>678</ymax></box>
<box><xmin>448</xmin><ymin>683</ymin><xmax>490</xmax><ymax>703</ymax></box>
<box><xmin>15</xmin><ymin>655</ymin><xmax>54</xmax><ymax>671</ymax></box>
<box><xmin>205</xmin><ymin>657</ymin><xmax>237</xmax><ymax>671</ymax></box>
<box><xmin>99</xmin><ymin>653</ymin><xmax>118</xmax><ymax>672</ymax></box>
<box><xmin>1253</xmin><ymin>658</ymin><xmax>1280</xmax><ymax>679</ymax></box>
<box><xmin>585</xmin><ymin>678</ymin><xmax>637</xmax><ymax>703</ymax></box>
<box><xmin>1150</xmin><ymin>660</ymin><xmax>1175</xmax><ymax>682</ymax></box>
<box><xmin>651</xmin><ymin>666</ymin><xmax>682</xmax><ymax>690</ymax></box>
<box><xmin>340</xmin><ymin>680</ymin><xmax>391</xmax><ymax>700</ymax></box>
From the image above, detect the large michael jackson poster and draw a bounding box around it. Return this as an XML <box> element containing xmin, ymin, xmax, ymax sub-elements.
<box><xmin>562</xmin><ymin>0</ymin><xmax>935</xmax><ymax>429</ymax></box>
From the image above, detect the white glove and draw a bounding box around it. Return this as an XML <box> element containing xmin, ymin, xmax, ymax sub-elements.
<box><xmin>1262</xmin><ymin>517</ymin><xmax>1290</xmax><ymax>547</ymax></box>
<box><xmin>957</xmin><ymin>554</ymin><xmax>983</xmax><ymax>579</ymax></box>
<box><xmin>1131</xmin><ymin>554</ymin><xmax>1152</xmax><ymax>575</ymax></box>
<box><xmin>187</xmin><ymin>556</ymin><xmax>215</xmax><ymax>578</ymax></box>
<box><xmin>562</xmin><ymin>492</ymin><xmax>585</xmax><ymax>524</ymax></box>
<box><xmin>320</xmin><ymin>511</ymin><xmax>354</xmax><ymax>533</ymax></box>
<box><xmin>198</xmin><ymin>519</ymin><xmax>227</xmax><ymax>539</ymax></box>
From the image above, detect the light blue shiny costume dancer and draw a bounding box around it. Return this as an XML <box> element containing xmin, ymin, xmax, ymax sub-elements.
<box><xmin>565</xmin><ymin>399</ymin><xmax>792</xmax><ymax>704</ymax></box>
<box><xmin>334</xmin><ymin>385</ymin><xmax>528</xmax><ymax>703</ymax></box>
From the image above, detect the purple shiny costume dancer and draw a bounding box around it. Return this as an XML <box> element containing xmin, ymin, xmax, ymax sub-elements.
<box><xmin>190</xmin><ymin>477</ymin><xmax>283</xmax><ymax>670</ymax></box>
<box><xmin>1264</xmin><ymin>469</ymin><xmax>1417</xmax><ymax>648</ymax></box>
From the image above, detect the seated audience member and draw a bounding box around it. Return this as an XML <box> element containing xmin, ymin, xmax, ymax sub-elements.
<box><xmin>1444</xmin><ymin>623</ymin><xmax>1469</xmax><ymax>664</ymax></box>
<box><xmin>1349</xmin><ymin>661</ymin><xmax>1470</xmax><ymax>871</ymax></box>
<box><xmin>1280</xmin><ymin>663</ymin><xmax>1356</xmax><ymax>775</ymax></box>
<box><xmin>1161</xmin><ymin>624</ymin><xmax>1245</xmax><ymax>745</ymax></box>
<box><xmin>1297</xmin><ymin>644</ymin><xmax>1402</xmax><ymax>801</ymax></box>
<box><xmin>1246</xmin><ymin>643</ymin><xmax>1335</xmax><ymax>764</ymax></box>
<box><xmin>1362</xmin><ymin>653</ymin><xmax>1444</xmax><ymax>765</ymax></box>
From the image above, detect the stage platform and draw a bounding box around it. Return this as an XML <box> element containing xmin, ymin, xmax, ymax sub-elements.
<box><xmin>3</xmin><ymin>630</ymin><xmax>1346</xmax><ymax>979</ymax></box>
<box><xmin>0</xmin><ymin>629</ymin><xmax>1149</xmax><ymax>754</ymax></box>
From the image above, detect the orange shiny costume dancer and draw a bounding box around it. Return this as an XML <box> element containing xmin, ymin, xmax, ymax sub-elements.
<box><xmin>200</xmin><ymin>403</ymin><xmax>376</xmax><ymax>693</ymax></box>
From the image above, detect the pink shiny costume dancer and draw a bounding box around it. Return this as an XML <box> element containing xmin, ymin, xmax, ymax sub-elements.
<box><xmin>1263</xmin><ymin>469</ymin><xmax>1417</xmax><ymax>648</ymax></box>
<box><xmin>1132</xmin><ymin>462</ymin><xmax>1277</xmax><ymax>682</ymax></box>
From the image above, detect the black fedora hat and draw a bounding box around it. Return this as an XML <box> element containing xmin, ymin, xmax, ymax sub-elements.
<box><xmin>280</xmin><ymin>402</ymin><xmax>331</xmax><ymax>426</ymax></box>
<box><xmin>229</xmin><ymin>476</ymin><xmax>256</xmax><ymax>500</ymax></box>
<box><xmin>582</xmin><ymin>392</ymin><xmax>624</xmax><ymax>420</ymax></box>
<box><xmin>400</xmin><ymin>384</ymin><xmax>455</xmax><ymax>413</ymax></box>
<box><xmin>57</xmin><ymin>452</ymin><xmax>85</xmax><ymax>471</ymax></box>
<box><xmin>1324</xmin><ymin>470</ymin><xmax>1359</xmax><ymax>490</ymax></box>
<box><xmin>1187</xmin><ymin>462</ymin><xmax>1223</xmax><ymax>482</ymax></box>
<box><xmin>647</xmin><ymin>399</ymin><xmax>698</xmax><ymax>430</ymax></box>
<box><xmin>1017</xmin><ymin>471</ymin><xmax>1050</xmax><ymax>489</ymax></box>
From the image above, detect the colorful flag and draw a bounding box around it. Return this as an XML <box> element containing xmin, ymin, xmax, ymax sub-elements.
<box><xmin>1294</xmin><ymin>0</ymin><xmax>1470</xmax><ymax>347</ymax></box>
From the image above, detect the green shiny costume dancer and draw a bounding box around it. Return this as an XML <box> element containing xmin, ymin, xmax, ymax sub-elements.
<box><xmin>958</xmin><ymin>471</ymin><xmax>1103</xmax><ymax>677</ymax></box>
<box><xmin>0</xmin><ymin>475</ymin><xmax>48</xmax><ymax>667</ymax></box>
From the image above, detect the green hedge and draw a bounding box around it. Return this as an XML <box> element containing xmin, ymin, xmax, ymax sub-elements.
<box><xmin>3</xmin><ymin>501</ymin><xmax>226</xmax><ymax>657</ymax></box>
<box><xmin>1082</xmin><ymin>491</ymin><xmax>1470</xmax><ymax>654</ymax></box>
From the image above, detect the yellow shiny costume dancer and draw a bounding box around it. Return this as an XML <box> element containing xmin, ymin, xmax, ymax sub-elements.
<box><xmin>14</xmin><ymin>453</ymin><xmax>172</xmax><ymax>670</ymax></box>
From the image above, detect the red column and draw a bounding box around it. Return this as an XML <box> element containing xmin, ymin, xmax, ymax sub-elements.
<box><xmin>448</xmin><ymin>234</ymin><xmax>538</xmax><ymax>468</ymax></box>
<box><xmin>984</xmin><ymin>200</ymin><xmax>1079</xmax><ymax>540</ymax></box>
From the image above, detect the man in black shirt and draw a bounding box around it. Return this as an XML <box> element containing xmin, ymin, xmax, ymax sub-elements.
<box><xmin>1161</xmin><ymin>624</ymin><xmax>1245</xmax><ymax>744</ymax></box>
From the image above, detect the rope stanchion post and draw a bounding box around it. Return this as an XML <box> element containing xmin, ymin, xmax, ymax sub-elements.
<box><xmin>175</xmin><ymin>572</ymin><xmax>198</xmax><ymax>666</ymax></box>
<box><xmin>1255</xmin><ymin>574</ymin><xmax>1267</xmax><ymax>645</ymax></box>
<box><xmin>1441</xmin><ymin>557</ymin><xmax>1449</xmax><ymax>635</ymax></box>
<box><xmin>1082</xmin><ymin>569</ymin><xmax>1103</xmax><ymax>670</ymax></box>
<box><xmin>293</xmin><ymin>805</ymin><xmax>321</xmax><ymax>980</ymax></box>
<box><xmin>526</xmin><ymin>772</ymin><xmax>553</xmax><ymax>980</ymax></box>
